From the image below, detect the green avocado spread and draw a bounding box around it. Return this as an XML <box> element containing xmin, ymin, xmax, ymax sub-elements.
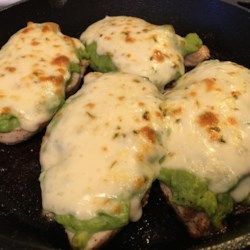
<box><xmin>182</xmin><ymin>33</ymin><xmax>203</xmax><ymax>55</ymax></box>
<box><xmin>55</xmin><ymin>200</ymin><xmax>129</xmax><ymax>249</ymax></box>
<box><xmin>158</xmin><ymin>168</ymin><xmax>233</xmax><ymax>228</ymax></box>
<box><xmin>80</xmin><ymin>42</ymin><xmax>118</xmax><ymax>72</ymax></box>
<box><xmin>0</xmin><ymin>114</ymin><xmax>20</xmax><ymax>133</ymax></box>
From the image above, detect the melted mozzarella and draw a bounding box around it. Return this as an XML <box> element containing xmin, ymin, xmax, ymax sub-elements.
<box><xmin>40</xmin><ymin>72</ymin><xmax>165</xmax><ymax>220</ymax></box>
<box><xmin>0</xmin><ymin>22</ymin><xmax>83</xmax><ymax>131</ymax></box>
<box><xmin>161</xmin><ymin>60</ymin><xmax>250</xmax><ymax>196</ymax></box>
<box><xmin>80</xmin><ymin>16</ymin><xmax>184</xmax><ymax>89</ymax></box>
<box><xmin>231</xmin><ymin>177</ymin><xmax>250</xmax><ymax>203</ymax></box>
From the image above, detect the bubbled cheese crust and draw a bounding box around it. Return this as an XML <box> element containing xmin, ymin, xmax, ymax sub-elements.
<box><xmin>40</xmin><ymin>72</ymin><xmax>165</xmax><ymax>221</ymax></box>
<box><xmin>0</xmin><ymin>22</ymin><xmax>84</xmax><ymax>132</ymax></box>
<box><xmin>161</xmin><ymin>60</ymin><xmax>250</xmax><ymax>195</ymax></box>
<box><xmin>80</xmin><ymin>16</ymin><xmax>184</xmax><ymax>89</ymax></box>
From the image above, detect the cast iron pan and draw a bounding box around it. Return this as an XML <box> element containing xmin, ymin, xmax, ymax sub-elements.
<box><xmin>0</xmin><ymin>0</ymin><xmax>249</xmax><ymax>249</ymax></box>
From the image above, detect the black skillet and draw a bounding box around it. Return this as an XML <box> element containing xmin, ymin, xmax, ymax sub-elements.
<box><xmin>0</xmin><ymin>0</ymin><xmax>249</xmax><ymax>249</ymax></box>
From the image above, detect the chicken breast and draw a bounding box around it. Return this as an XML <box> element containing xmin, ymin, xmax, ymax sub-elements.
<box><xmin>0</xmin><ymin>22</ymin><xmax>87</xmax><ymax>144</ymax></box>
<box><xmin>80</xmin><ymin>16</ymin><xmax>206</xmax><ymax>90</ymax></box>
<box><xmin>159</xmin><ymin>60</ymin><xmax>250</xmax><ymax>235</ymax></box>
<box><xmin>40</xmin><ymin>72</ymin><xmax>166</xmax><ymax>249</ymax></box>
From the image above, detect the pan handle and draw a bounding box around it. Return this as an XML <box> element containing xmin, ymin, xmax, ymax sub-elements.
<box><xmin>221</xmin><ymin>0</ymin><xmax>250</xmax><ymax>11</ymax></box>
<box><xmin>0</xmin><ymin>0</ymin><xmax>27</xmax><ymax>11</ymax></box>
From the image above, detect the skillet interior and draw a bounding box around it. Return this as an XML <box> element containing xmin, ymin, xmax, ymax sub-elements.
<box><xmin>0</xmin><ymin>0</ymin><xmax>249</xmax><ymax>249</ymax></box>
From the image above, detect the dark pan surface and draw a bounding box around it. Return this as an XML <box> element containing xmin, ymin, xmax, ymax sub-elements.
<box><xmin>0</xmin><ymin>0</ymin><xmax>249</xmax><ymax>249</ymax></box>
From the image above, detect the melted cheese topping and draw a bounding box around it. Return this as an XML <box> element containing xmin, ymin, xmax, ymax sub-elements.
<box><xmin>161</xmin><ymin>60</ymin><xmax>250</xmax><ymax>196</ymax></box>
<box><xmin>40</xmin><ymin>72</ymin><xmax>165</xmax><ymax>220</ymax></box>
<box><xmin>231</xmin><ymin>177</ymin><xmax>250</xmax><ymax>203</ymax></box>
<box><xmin>80</xmin><ymin>16</ymin><xmax>184</xmax><ymax>89</ymax></box>
<box><xmin>0</xmin><ymin>22</ymin><xmax>83</xmax><ymax>131</ymax></box>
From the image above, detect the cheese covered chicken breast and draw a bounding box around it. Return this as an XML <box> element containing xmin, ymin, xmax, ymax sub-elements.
<box><xmin>159</xmin><ymin>60</ymin><xmax>250</xmax><ymax>236</ymax></box>
<box><xmin>0</xmin><ymin>22</ymin><xmax>87</xmax><ymax>144</ymax></box>
<box><xmin>80</xmin><ymin>16</ymin><xmax>206</xmax><ymax>90</ymax></box>
<box><xmin>40</xmin><ymin>72</ymin><xmax>166</xmax><ymax>249</ymax></box>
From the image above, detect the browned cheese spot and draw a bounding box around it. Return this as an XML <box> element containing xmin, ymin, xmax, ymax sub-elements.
<box><xmin>51</xmin><ymin>55</ymin><xmax>69</xmax><ymax>66</ymax></box>
<box><xmin>63</xmin><ymin>35</ymin><xmax>75</xmax><ymax>46</ymax></box>
<box><xmin>152</xmin><ymin>49</ymin><xmax>166</xmax><ymax>63</ymax></box>
<box><xmin>231</xmin><ymin>91</ymin><xmax>241</xmax><ymax>99</ymax></box>
<box><xmin>203</xmin><ymin>78</ymin><xmax>221</xmax><ymax>92</ymax></box>
<box><xmin>133</xmin><ymin>79</ymin><xmax>140</xmax><ymax>83</ymax></box>
<box><xmin>31</xmin><ymin>40</ymin><xmax>39</xmax><ymax>46</ymax></box>
<box><xmin>139</xmin><ymin>126</ymin><xmax>156</xmax><ymax>143</ymax></box>
<box><xmin>85</xmin><ymin>103</ymin><xmax>95</xmax><ymax>109</ymax></box>
<box><xmin>209</xmin><ymin>127</ymin><xmax>221</xmax><ymax>141</ymax></box>
<box><xmin>198</xmin><ymin>111</ymin><xmax>219</xmax><ymax>127</ymax></box>
<box><xmin>227</xmin><ymin>117</ymin><xmax>238</xmax><ymax>126</ymax></box>
<box><xmin>118</xmin><ymin>96</ymin><xmax>125</xmax><ymax>101</ymax></box>
<box><xmin>142</xmin><ymin>111</ymin><xmax>150</xmax><ymax>121</ymax></box>
<box><xmin>39</xmin><ymin>75</ymin><xmax>63</xmax><ymax>86</ymax></box>
<box><xmin>42</xmin><ymin>23</ymin><xmax>59</xmax><ymax>33</ymax></box>
<box><xmin>33</xmin><ymin>69</ymin><xmax>44</xmax><ymax>76</ymax></box>
<box><xmin>5</xmin><ymin>67</ymin><xmax>16</xmax><ymax>73</ymax></box>
<box><xmin>122</xmin><ymin>31</ymin><xmax>135</xmax><ymax>43</ymax></box>
<box><xmin>138</xmin><ymin>102</ymin><xmax>145</xmax><ymax>107</ymax></box>
<box><xmin>42</xmin><ymin>25</ymin><xmax>50</xmax><ymax>33</ymax></box>
<box><xmin>189</xmin><ymin>91</ymin><xmax>197</xmax><ymax>97</ymax></box>
<box><xmin>21</xmin><ymin>27</ymin><xmax>33</xmax><ymax>34</ymax></box>
<box><xmin>171</xmin><ymin>107</ymin><xmax>183</xmax><ymax>116</ymax></box>
<box><xmin>155</xmin><ymin>111</ymin><xmax>163</xmax><ymax>119</ymax></box>
<box><xmin>197</xmin><ymin>111</ymin><xmax>224</xmax><ymax>142</ymax></box>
